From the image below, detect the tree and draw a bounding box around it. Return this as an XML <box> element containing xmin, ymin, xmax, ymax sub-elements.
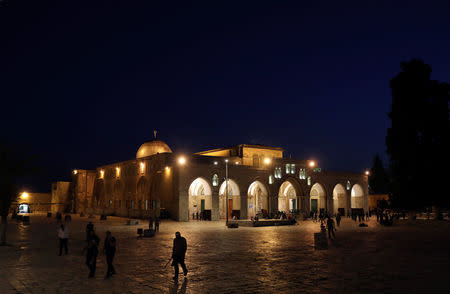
<box><xmin>368</xmin><ymin>154</ymin><xmax>390</xmax><ymax>194</ymax></box>
<box><xmin>0</xmin><ymin>143</ymin><xmax>31</xmax><ymax>245</ymax></box>
<box><xmin>386</xmin><ymin>59</ymin><xmax>450</xmax><ymax>212</ymax></box>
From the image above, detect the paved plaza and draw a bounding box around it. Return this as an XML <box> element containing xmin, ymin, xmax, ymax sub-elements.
<box><xmin>1</xmin><ymin>214</ymin><xmax>450</xmax><ymax>294</ymax></box>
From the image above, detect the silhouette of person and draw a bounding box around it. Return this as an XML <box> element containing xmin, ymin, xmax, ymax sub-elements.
<box><xmin>85</xmin><ymin>221</ymin><xmax>94</xmax><ymax>241</ymax></box>
<box><xmin>336</xmin><ymin>212</ymin><xmax>341</xmax><ymax>227</ymax></box>
<box><xmin>58</xmin><ymin>223</ymin><xmax>69</xmax><ymax>255</ymax></box>
<box><xmin>155</xmin><ymin>217</ymin><xmax>160</xmax><ymax>232</ymax></box>
<box><xmin>149</xmin><ymin>217</ymin><xmax>153</xmax><ymax>231</ymax></box>
<box><xmin>85</xmin><ymin>230</ymin><xmax>99</xmax><ymax>278</ymax></box>
<box><xmin>103</xmin><ymin>231</ymin><xmax>116</xmax><ymax>279</ymax></box>
<box><xmin>171</xmin><ymin>232</ymin><xmax>188</xmax><ymax>281</ymax></box>
<box><xmin>326</xmin><ymin>217</ymin><xmax>335</xmax><ymax>239</ymax></box>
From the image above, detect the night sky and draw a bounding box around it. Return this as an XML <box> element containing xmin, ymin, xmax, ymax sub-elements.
<box><xmin>2</xmin><ymin>1</ymin><xmax>450</xmax><ymax>192</ymax></box>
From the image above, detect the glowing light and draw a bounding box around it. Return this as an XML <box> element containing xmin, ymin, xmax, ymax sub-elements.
<box><xmin>21</xmin><ymin>192</ymin><xmax>29</xmax><ymax>199</ymax></box>
<box><xmin>100</xmin><ymin>170</ymin><xmax>104</xmax><ymax>179</ymax></box>
<box><xmin>73</xmin><ymin>169</ymin><xmax>78</xmax><ymax>175</ymax></box>
<box><xmin>365</xmin><ymin>170</ymin><xmax>370</xmax><ymax>176</ymax></box>
<box><xmin>165</xmin><ymin>166</ymin><xmax>170</xmax><ymax>172</ymax></box>
<box><xmin>178</xmin><ymin>156</ymin><xmax>186</xmax><ymax>165</ymax></box>
<box><xmin>140</xmin><ymin>162</ymin><xmax>145</xmax><ymax>174</ymax></box>
<box><xmin>225</xmin><ymin>159</ymin><xmax>229</xmax><ymax>163</ymax></box>
<box><xmin>235</xmin><ymin>161</ymin><xmax>239</xmax><ymax>165</ymax></box>
<box><xmin>115</xmin><ymin>167</ymin><xmax>120</xmax><ymax>177</ymax></box>
<box><xmin>214</xmin><ymin>161</ymin><xmax>218</xmax><ymax>165</ymax></box>
<box><xmin>264</xmin><ymin>157</ymin><xmax>271</xmax><ymax>164</ymax></box>
<box><xmin>308</xmin><ymin>161</ymin><xmax>316</xmax><ymax>168</ymax></box>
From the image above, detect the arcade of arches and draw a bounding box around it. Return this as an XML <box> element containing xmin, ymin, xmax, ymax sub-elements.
<box><xmin>219</xmin><ymin>179</ymin><xmax>241</xmax><ymax>219</ymax></box>
<box><xmin>333</xmin><ymin>184</ymin><xmax>347</xmax><ymax>215</ymax></box>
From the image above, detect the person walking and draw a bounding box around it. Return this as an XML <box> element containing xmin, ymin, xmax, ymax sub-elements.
<box><xmin>171</xmin><ymin>232</ymin><xmax>188</xmax><ymax>281</ymax></box>
<box><xmin>86</xmin><ymin>221</ymin><xmax>94</xmax><ymax>240</ymax></box>
<box><xmin>149</xmin><ymin>217</ymin><xmax>153</xmax><ymax>231</ymax></box>
<box><xmin>155</xmin><ymin>217</ymin><xmax>160</xmax><ymax>232</ymax></box>
<box><xmin>326</xmin><ymin>217</ymin><xmax>336</xmax><ymax>239</ymax></box>
<box><xmin>58</xmin><ymin>223</ymin><xmax>69</xmax><ymax>255</ymax></box>
<box><xmin>103</xmin><ymin>231</ymin><xmax>116</xmax><ymax>279</ymax></box>
<box><xmin>336</xmin><ymin>212</ymin><xmax>341</xmax><ymax>227</ymax></box>
<box><xmin>85</xmin><ymin>230</ymin><xmax>100</xmax><ymax>278</ymax></box>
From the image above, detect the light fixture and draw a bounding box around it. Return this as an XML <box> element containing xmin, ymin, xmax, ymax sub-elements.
<box><xmin>225</xmin><ymin>159</ymin><xmax>229</xmax><ymax>163</ymax></box>
<box><xmin>214</xmin><ymin>161</ymin><xmax>218</xmax><ymax>165</ymax></box>
<box><xmin>21</xmin><ymin>192</ymin><xmax>29</xmax><ymax>199</ymax></box>
<box><xmin>73</xmin><ymin>169</ymin><xmax>78</xmax><ymax>175</ymax></box>
<box><xmin>308</xmin><ymin>161</ymin><xmax>316</xmax><ymax>168</ymax></box>
<box><xmin>178</xmin><ymin>156</ymin><xmax>186</xmax><ymax>165</ymax></box>
<box><xmin>140</xmin><ymin>162</ymin><xmax>145</xmax><ymax>174</ymax></box>
<box><xmin>235</xmin><ymin>161</ymin><xmax>239</xmax><ymax>165</ymax></box>
<box><xmin>365</xmin><ymin>170</ymin><xmax>370</xmax><ymax>176</ymax></box>
<box><xmin>100</xmin><ymin>170</ymin><xmax>104</xmax><ymax>178</ymax></box>
<box><xmin>116</xmin><ymin>167</ymin><xmax>120</xmax><ymax>177</ymax></box>
<box><xmin>264</xmin><ymin>157</ymin><xmax>271</xmax><ymax>164</ymax></box>
<box><xmin>165</xmin><ymin>166</ymin><xmax>170</xmax><ymax>172</ymax></box>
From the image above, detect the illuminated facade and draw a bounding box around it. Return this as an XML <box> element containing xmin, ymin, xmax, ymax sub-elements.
<box><xmin>70</xmin><ymin>140</ymin><xmax>368</xmax><ymax>221</ymax></box>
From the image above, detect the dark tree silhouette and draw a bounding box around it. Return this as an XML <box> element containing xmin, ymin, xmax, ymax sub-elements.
<box><xmin>368</xmin><ymin>154</ymin><xmax>390</xmax><ymax>194</ymax></box>
<box><xmin>386</xmin><ymin>59</ymin><xmax>450</xmax><ymax>213</ymax></box>
<box><xmin>0</xmin><ymin>143</ymin><xmax>33</xmax><ymax>245</ymax></box>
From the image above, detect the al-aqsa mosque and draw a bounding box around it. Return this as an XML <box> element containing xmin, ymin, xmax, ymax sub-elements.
<box><xmin>68</xmin><ymin>136</ymin><xmax>368</xmax><ymax>221</ymax></box>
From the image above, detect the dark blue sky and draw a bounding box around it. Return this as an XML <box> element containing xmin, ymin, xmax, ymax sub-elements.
<box><xmin>2</xmin><ymin>1</ymin><xmax>450</xmax><ymax>192</ymax></box>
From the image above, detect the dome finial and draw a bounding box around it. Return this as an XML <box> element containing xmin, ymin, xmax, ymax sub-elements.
<box><xmin>153</xmin><ymin>130</ymin><xmax>157</xmax><ymax>139</ymax></box>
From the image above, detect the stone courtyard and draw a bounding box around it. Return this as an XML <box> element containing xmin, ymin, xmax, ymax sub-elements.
<box><xmin>1</xmin><ymin>214</ymin><xmax>449</xmax><ymax>294</ymax></box>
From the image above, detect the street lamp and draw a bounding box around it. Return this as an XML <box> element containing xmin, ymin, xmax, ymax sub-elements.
<box><xmin>178</xmin><ymin>156</ymin><xmax>186</xmax><ymax>165</ymax></box>
<box><xmin>365</xmin><ymin>170</ymin><xmax>370</xmax><ymax>176</ymax></box>
<box><xmin>225</xmin><ymin>159</ymin><xmax>229</xmax><ymax>226</ymax></box>
<box><xmin>263</xmin><ymin>157</ymin><xmax>271</xmax><ymax>215</ymax></box>
<box><xmin>308</xmin><ymin>160</ymin><xmax>316</xmax><ymax>168</ymax></box>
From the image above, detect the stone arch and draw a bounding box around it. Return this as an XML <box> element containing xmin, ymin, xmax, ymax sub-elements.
<box><xmin>332</xmin><ymin>183</ymin><xmax>347</xmax><ymax>215</ymax></box>
<box><xmin>278</xmin><ymin>180</ymin><xmax>300</xmax><ymax>212</ymax></box>
<box><xmin>219</xmin><ymin>178</ymin><xmax>241</xmax><ymax>219</ymax></box>
<box><xmin>351</xmin><ymin>183</ymin><xmax>364</xmax><ymax>208</ymax></box>
<box><xmin>310</xmin><ymin>182</ymin><xmax>326</xmax><ymax>213</ymax></box>
<box><xmin>188</xmin><ymin>177</ymin><xmax>213</xmax><ymax>220</ymax></box>
<box><xmin>247</xmin><ymin>181</ymin><xmax>268</xmax><ymax>218</ymax></box>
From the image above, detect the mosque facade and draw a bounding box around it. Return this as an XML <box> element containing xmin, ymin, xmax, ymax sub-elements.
<box><xmin>69</xmin><ymin>140</ymin><xmax>369</xmax><ymax>221</ymax></box>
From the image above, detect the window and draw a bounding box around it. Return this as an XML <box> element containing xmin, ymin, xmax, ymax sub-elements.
<box><xmin>299</xmin><ymin>168</ymin><xmax>306</xmax><ymax>179</ymax></box>
<box><xmin>119</xmin><ymin>200</ymin><xmax>122</xmax><ymax>208</ymax></box>
<box><xmin>145</xmin><ymin>200</ymin><xmax>148</xmax><ymax>210</ymax></box>
<box><xmin>108</xmin><ymin>200</ymin><xmax>112</xmax><ymax>208</ymax></box>
<box><xmin>269</xmin><ymin>175</ymin><xmax>274</xmax><ymax>184</ymax></box>
<box><xmin>138</xmin><ymin>200</ymin><xmax>142</xmax><ymax>209</ymax></box>
<box><xmin>275</xmin><ymin>167</ymin><xmax>282</xmax><ymax>179</ymax></box>
<box><xmin>152</xmin><ymin>200</ymin><xmax>156</xmax><ymax>210</ymax></box>
<box><xmin>290</xmin><ymin>164</ymin><xmax>296</xmax><ymax>174</ymax></box>
<box><xmin>286</xmin><ymin>164</ymin><xmax>290</xmax><ymax>174</ymax></box>
<box><xmin>131</xmin><ymin>200</ymin><xmax>134</xmax><ymax>209</ymax></box>
<box><xmin>307</xmin><ymin>176</ymin><xmax>311</xmax><ymax>186</ymax></box>
<box><xmin>212</xmin><ymin>174</ymin><xmax>219</xmax><ymax>186</ymax></box>
<box><xmin>346</xmin><ymin>180</ymin><xmax>351</xmax><ymax>190</ymax></box>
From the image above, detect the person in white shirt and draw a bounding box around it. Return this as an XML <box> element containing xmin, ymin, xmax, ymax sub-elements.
<box><xmin>58</xmin><ymin>224</ymin><xmax>69</xmax><ymax>255</ymax></box>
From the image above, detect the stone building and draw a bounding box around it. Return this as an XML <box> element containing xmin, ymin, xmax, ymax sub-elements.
<box><xmin>70</xmin><ymin>140</ymin><xmax>369</xmax><ymax>221</ymax></box>
<box><xmin>12</xmin><ymin>192</ymin><xmax>52</xmax><ymax>213</ymax></box>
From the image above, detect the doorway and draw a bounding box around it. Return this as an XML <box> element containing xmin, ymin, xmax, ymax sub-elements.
<box><xmin>311</xmin><ymin>199</ymin><xmax>318</xmax><ymax>213</ymax></box>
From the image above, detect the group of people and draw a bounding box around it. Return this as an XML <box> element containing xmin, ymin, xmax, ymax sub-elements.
<box><xmin>56</xmin><ymin>217</ymin><xmax>187</xmax><ymax>282</ymax></box>
<box><xmin>148</xmin><ymin>216</ymin><xmax>160</xmax><ymax>232</ymax></box>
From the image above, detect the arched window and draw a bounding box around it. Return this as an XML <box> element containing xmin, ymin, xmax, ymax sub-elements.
<box><xmin>212</xmin><ymin>174</ymin><xmax>219</xmax><ymax>186</ymax></box>
<box><xmin>346</xmin><ymin>180</ymin><xmax>351</xmax><ymax>190</ymax></box>
<box><xmin>307</xmin><ymin>176</ymin><xmax>311</xmax><ymax>186</ymax></box>
<box><xmin>269</xmin><ymin>175</ymin><xmax>274</xmax><ymax>184</ymax></box>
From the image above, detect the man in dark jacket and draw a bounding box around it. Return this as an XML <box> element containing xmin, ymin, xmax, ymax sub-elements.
<box><xmin>85</xmin><ymin>230</ymin><xmax>100</xmax><ymax>278</ymax></box>
<box><xmin>171</xmin><ymin>231</ymin><xmax>188</xmax><ymax>281</ymax></box>
<box><xmin>103</xmin><ymin>231</ymin><xmax>116</xmax><ymax>279</ymax></box>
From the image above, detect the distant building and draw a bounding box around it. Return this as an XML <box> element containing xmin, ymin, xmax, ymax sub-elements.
<box><xmin>69</xmin><ymin>139</ymin><xmax>369</xmax><ymax>221</ymax></box>
<box><xmin>12</xmin><ymin>192</ymin><xmax>52</xmax><ymax>213</ymax></box>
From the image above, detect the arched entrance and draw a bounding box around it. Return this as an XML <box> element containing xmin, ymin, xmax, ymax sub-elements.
<box><xmin>188</xmin><ymin>178</ymin><xmax>212</xmax><ymax>220</ymax></box>
<box><xmin>247</xmin><ymin>181</ymin><xmax>268</xmax><ymax>218</ymax></box>
<box><xmin>219</xmin><ymin>179</ymin><xmax>240</xmax><ymax>219</ymax></box>
<box><xmin>351</xmin><ymin>184</ymin><xmax>364</xmax><ymax>209</ymax></box>
<box><xmin>278</xmin><ymin>181</ymin><xmax>298</xmax><ymax>212</ymax></box>
<box><xmin>310</xmin><ymin>183</ymin><xmax>326</xmax><ymax>213</ymax></box>
<box><xmin>333</xmin><ymin>184</ymin><xmax>347</xmax><ymax>215</ymax></box>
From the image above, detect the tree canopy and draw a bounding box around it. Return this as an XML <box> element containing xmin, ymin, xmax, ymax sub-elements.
<box><xmin>386</xmin><ymin>59</ymin><xmax>450</xmax><ymax>209</ymax></box>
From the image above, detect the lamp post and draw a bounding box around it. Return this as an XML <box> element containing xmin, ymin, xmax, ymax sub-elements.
<box><xmin>225</xmin><ymin>159</ymin><xmax>229</xmax><ymax>226</ymax></box>
<box><xmin>263</xmin><ymin>157</ymin><xmax>271</xmax><ymax>216</ymax></box>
